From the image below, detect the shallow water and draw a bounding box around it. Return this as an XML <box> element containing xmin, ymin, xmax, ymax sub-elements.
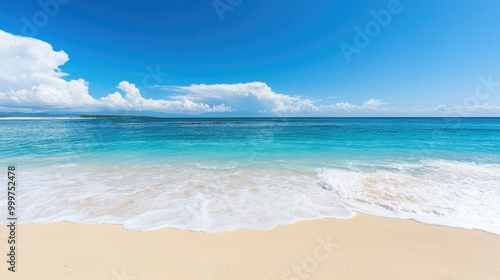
<box><xmin>1</xmin><ymin>118</ymin><xmax>499</xmax><ymax>233</ymax></box>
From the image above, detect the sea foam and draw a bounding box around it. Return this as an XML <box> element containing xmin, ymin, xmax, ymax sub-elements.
<box><xmin>2</xmin><ymin>159</ymin><xmax>499</xmax><ymax>234</ymax></box>
<box><xmin>317</xmin><ymin>160</ymin><xmax>500</xmax><ymax>234</ymax></box>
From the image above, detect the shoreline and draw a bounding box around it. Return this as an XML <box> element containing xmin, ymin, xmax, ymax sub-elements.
<box><xmin>1</xmin><ymin>213</ymin><xmax>499</xmax><ymax>280</ymax></box>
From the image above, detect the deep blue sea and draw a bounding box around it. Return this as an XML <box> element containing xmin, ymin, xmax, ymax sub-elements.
<box><xmin>1</xmin><ymin>117</ymin><xmax>499</xmax><ymax>233</ymax></box>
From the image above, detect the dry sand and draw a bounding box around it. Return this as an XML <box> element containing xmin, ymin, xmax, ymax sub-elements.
<box><xmin>1</xmin><ymin>213</ymin><xmax>499</xmax><ymax>280</ymax></box>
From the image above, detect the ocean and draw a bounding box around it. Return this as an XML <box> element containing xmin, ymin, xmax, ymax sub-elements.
<box><xmin>1</xmin><ymin>117</ymin><xmax>499</xmax><ymax>234</ymax></box>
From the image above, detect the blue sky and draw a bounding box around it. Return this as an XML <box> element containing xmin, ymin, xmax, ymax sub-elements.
<box><xmin>1</xmin><ymin>0</ymin><xmax>500</xmax><ymax>116</ymax></box>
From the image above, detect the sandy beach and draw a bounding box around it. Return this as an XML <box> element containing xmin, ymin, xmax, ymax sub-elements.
<box><xmin>1</xmin><ymin>213</ymin><xmax>498</xmax><ymax>280</ymax></box>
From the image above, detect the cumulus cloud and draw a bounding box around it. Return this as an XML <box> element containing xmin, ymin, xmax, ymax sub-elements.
<box><xmin>0</xmin><ymin>30</ymin><xmax>95</xmax><ymax>109</ymax></box>
<box><xmin>159</xmin><ymin>83</ymin><xmax>393</xmax><ymax>114</ymax></box>
<box><xmin>104</xmin><ymin>81</ymin><xmax>230</xmax><ymax>113</ymax></box>
<box><xmin>163</xmin><ymin>82</ymin><xmax>320</xmax><ymax>114</ymax></box>
<box><xmin>0</xmin><ymin>30</ymin><xmax>229</xmax><ymax>114</ymax></box>
<box><xmin>316</xmin><ymin>98</ymin><xmax>387</xmax><ymax>112</ymax></box>
<box><xmin>362</xmin><ymin>98</ymin><xmax>387</xmax><ymax>109</ymax></box>
<box><xmin>7</xmin><ymin>29</ymin><xmax>471</xmax><ymax>116</ymax></box>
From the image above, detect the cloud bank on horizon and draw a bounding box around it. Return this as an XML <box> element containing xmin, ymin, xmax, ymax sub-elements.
<box><xmin>0</xmin><ymin>29</ymin><xmax>499</xmax><ymax>116</ymax></box>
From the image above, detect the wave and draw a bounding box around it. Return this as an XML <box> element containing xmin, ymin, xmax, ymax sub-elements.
<box><xmin>317</xmin><ymin>160</ymin><xmax>500</xmax><ymax>234</ymax></box>
<box><xmin>2</xmin><ymin>159</ymin><xmax>499</xmax><ymax>234</ymax></box>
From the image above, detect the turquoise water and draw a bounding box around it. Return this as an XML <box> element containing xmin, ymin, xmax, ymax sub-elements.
<box><xmin>1</xmin><ymin>118</ymin><xmax>499</xmax><ymax>233</ymax></box>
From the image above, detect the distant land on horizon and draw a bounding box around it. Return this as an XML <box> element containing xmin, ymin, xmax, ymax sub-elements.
<box><xmin>80</xmin><ymin>115</ymin><xmax>158</xmax><ymax>119</ymax></box>
<box><xmin>1</xmin><ymin>111</ymin><xmax>499</xmax><ymax>119</ymax></box>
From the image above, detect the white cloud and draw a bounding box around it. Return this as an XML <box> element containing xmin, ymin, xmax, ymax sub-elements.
<box><xmin>102</xmin><ymin>81</ymin><xmax>230</xmax><ymax>113</ymax></box>
<box><xmin>0</xmin><ymin>30</ymin><xmax>230</xmax><ymax>114</ymax></box>
<box><xmin>317</xmin><ymin>98</ymin><xmax>386</xmax><ymax>112</ymax></box>
<box><xmin>160</xmin><ymin>83</ymin><xmax>393</xmax><ymax>114</ymax></box>
<box><xmin>425</xmin><ymin>103</ymin><xmax>500</xmax><ymax>116</ymax></box>
<box><xmin>163</xmin><ymin>82</ymin><xmax>320</xmax><ymax>113</ymax></box>
<box><xmin>0</xmin><ymin>29</ymin><xmax>391</xmax><ymax>115</ymax></box>
<box><xmin>362</xmin><ymin>98</ymin><xmax>387</xmax><ymax>109</ymax></box>
<box><xmin>0</xmin><ymin>29</ymin><xmax>96</xmax><ymax>109</ymax></box>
